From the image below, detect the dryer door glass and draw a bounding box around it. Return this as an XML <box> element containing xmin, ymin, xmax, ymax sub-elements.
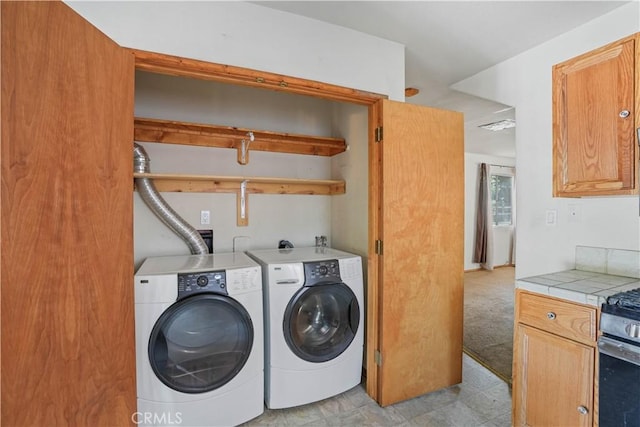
<box><xmin>284</xmin><ymin>283</ymin><xmax>360</xmax><ymax>363</ymax></box>
<box><xmin>148</xmin><ymin>294</ymin><xmax>253</xmax><ymax>393</ymax></box>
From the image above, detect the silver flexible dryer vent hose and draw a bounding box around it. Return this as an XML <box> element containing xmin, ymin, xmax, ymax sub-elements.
<box><xmin>133</xmin><ymin>143</ymin><xmax>209</xmax><ymax>255</ymax></box>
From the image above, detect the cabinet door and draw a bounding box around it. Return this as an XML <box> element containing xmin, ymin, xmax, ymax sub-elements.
<box><xmin>513</xmin><ymin>324</ymin><xmax>594</xmax><ymax>427</ymax></box>
<box><xmin>368</xmin><ymin>100</ymin><xmax>464</xmax><ymax>406</ymax></box>
<box><xmin>552</xmin><ymin>35</ymin><xmax>637</xmax><ymax>197</ymax></box>
<box><xmin>1</xmin><ymin>2</ymin><xmax>135</xmax><ymax>425</ymax></box>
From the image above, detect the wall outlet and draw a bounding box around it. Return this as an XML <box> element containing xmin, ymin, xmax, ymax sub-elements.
<box><xmin>200</xmin><ymin>210</ymin><xmax>210</xmax><ymax>225</ymax></box>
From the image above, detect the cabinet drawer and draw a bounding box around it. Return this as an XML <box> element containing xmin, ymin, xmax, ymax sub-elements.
<box><xmin>516</xmin><ymin>291</ymin><xmax>597</xmax><ymax>344</ymax></box>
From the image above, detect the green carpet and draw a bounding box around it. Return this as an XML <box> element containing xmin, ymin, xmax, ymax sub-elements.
<box><xmin>463</xmin><ymin>267</ymin><xmax>515</xmax><ymax>384</ymax></box>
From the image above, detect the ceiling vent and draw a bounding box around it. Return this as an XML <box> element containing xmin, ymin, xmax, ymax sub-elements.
<box><xmin>478</xmin><ymin>119</ymin><xmax>515</xmax><ymax>131</ymax></box>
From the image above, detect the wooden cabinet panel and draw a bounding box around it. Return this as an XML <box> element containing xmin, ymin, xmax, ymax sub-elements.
<box><xmin>374</xmin><ymin>100</ymin><xmax>464</xmax><ymax>406</ymax></box>
<box><xmin>553</xmin><ymin>34</ymin><xmax>638</xmax><ymax>197</ymax></box>
<box><xmin>513</xmin><ymin>324</ymin><xmax>594</xmax><ymax>427</ymax></box>
<box><xmin>1</xmin><ymin>2</ymin><xmax>135</xmax><ymax>425</ymax></box>
<box><xmin>517</xmin><ymin>292</ymin><xmax>597</xmax><ymax>344</ymax></box>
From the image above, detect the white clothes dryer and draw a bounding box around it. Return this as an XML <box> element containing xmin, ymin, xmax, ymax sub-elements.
<box><xmin>246</xmin><ymin>247</ymin><xmax>364</xmax><ymax>409</ymax></box>
<box><xmin>134</xmin><ymin>252</ymin><xmax>263</xmax><ymax>427</ymax></box>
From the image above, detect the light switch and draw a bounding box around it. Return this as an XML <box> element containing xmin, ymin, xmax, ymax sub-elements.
<box><xmin>545</xmin><ymin>209</ymin><xmax>557</xmax><ymax>226</ymax></box>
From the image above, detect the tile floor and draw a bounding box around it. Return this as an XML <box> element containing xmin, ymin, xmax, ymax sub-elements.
<box><xmin>241</xmin><ymin>353</ymin><xmax>512</xmax><ymax>426</ymax></box>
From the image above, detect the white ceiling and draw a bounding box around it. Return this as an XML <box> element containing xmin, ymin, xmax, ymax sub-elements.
<box><xmin>251</xmin><ymin>1</ymin><xmax>629</xmax><ymax>158</ymax></box>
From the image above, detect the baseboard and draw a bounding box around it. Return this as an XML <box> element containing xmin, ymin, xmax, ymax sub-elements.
<box><xmin>495</xmin><ymin>264</ymin><xmax>516</xmax><ymax>269</ymax></box>
<box><xmin>464</xmin><ymin>264</ymin><xmax>515</xmax><ymax>273</ymax></box>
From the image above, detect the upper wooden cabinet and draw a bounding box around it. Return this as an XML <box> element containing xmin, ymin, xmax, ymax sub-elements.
<box><xmin>552</xmin><ymin>33</ymin><xmax>639</xmax><ymax>197</ymax></box>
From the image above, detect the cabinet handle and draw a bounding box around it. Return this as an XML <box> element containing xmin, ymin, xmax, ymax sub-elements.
<box><xmin>547</xmin><ymin>312</ymin><xmax>556</xmax><ymax>320</ymax></box>
<box><xmin>619</xmin><ymin>110</ymin><xmax>630</xmax><ymax>118</ymax></box>
<box><xmin>577</xmin><ymin>406</ymin><xmax>589</xmax><ymax>415</ymax></box>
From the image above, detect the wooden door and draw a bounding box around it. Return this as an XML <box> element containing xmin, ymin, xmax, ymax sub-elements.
<box><xmin>552</xmin><ymin>34</ymin><xmax>638</xmax><ymax>197</ymax></box>
<box><xmin>367</xmin><ymin>100</ymin><xmax>464</xmax><ymax>406</ymax></box>
<box><xmin>1</xmin><ymin>2</ymin><xmax>136</xmax><ymax>425</ymax></box>
<box><xmin>513</xmin><ymin>324</ymin><xmax>594</xmax><ymax>427</ymax></box>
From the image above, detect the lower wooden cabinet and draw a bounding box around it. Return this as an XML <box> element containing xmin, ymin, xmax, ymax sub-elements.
<box><xmin>513</xmin><ymin>290</ymin><xmax>597</xmax><ymax>427</ymax></box>
<box><xmin>513</xmin><ymin>323</ymin><xmax>594</xmax><ymax>426</ymax></box>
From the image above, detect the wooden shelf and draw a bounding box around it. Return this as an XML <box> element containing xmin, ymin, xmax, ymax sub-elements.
<box><xmin>134</xmin><ymin>173</ymin><xmax>345</xmax><ymax>226</ymax></box>
<box><xmin>134</xmin><ymin>172</ymin><xmax>345</xmax><ymax>195</ymax></box>
<box><xmin>131</xmin><ymin>49</ymin><xmax>386</xmax><ymax>106</ymax></box>
<box><xmin>134</xmin><ymin>117</ymin><xmax>347</xmax><ymax>157</ymax></box>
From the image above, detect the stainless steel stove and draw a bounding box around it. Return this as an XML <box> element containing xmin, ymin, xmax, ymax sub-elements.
<box><xmin>599</xmin><ymin>288</ymin><xmax>640</xmax><ymax>427</ymax></box>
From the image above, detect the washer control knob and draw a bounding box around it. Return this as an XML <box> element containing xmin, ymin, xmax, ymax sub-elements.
<box><xmin>196</xmin><ymin>275</ymin><xmax>209</xmax><ymax>287</ymax></box>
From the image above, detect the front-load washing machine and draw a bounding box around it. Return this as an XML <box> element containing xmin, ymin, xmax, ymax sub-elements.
<box><xmin>246</xmin><ymin>247</ymin><xmax>364</xmax><ymax>409</ymax></box>
<box><xmin>134</xmin><ymin>252</ymin><xmax>263</xmax><ymax>426</ymax></box>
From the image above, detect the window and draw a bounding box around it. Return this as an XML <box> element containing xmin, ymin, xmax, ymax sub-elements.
<box><xmin>491</xmin><ymin>174</ymin><xmax>513</xmax><ymax>226</ymax></box>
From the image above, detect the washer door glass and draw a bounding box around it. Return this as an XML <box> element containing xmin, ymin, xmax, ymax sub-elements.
<box><xmin>284</xmin><ymin>283</ymin><xmax>360</xmax><ymax>363</ymax></box>
<box><xmin>148</xmin><ymin>294</ymin><xmax>253</xmax><ymax>393</ymax></box>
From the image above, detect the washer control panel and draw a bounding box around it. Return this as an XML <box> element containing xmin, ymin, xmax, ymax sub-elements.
<box><xmin>303</xmin><ymin>260</ymin><xmax>341</xmax><ymax>286</ymax></box>
<box><xmin>178</xmin><ymin>270</ymin><xmax>228</xmax><ymax>298</ymax></box>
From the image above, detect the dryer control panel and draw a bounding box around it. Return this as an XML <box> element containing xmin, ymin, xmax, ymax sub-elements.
<box><xmin>178</xmin><ymin>270</ymin><xmax>228</xmax><ymax>298</ymax></box>
<box><xmin>303</xmin><ymin>260</ymin><xmax>342</xmax><ymax>286</ymax></box>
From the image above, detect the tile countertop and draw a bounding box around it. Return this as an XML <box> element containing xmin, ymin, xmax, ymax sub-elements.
<box><xmin>516</xmin><ymin>270</ymin><xmax>640</xmax><ymax>307</ymax></box>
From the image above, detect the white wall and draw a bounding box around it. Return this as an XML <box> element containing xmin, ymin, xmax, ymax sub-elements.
<box><xmin>66</xmin><ymin>1</ymin><xmax>405</xmax><ymax>101</ymax></box>
<box><xmin>464</xmin><ymin>153</ymin><xmax>516</xmax><ymax>271</ymax></box>
<box><xmin>66</xmin><ymin>1</ymin><xmax>405</xmax><ymax>267</ymax></box>
<box><xmin>454</xmin><ymin>3</ymin><xmax>640</xmax><ymax>278</ymax></box>
<box><xmin>331</xmin><ymin>103</ymin><xmax>370</xmax><ymax>259</ymax></box>
<box><xmin>133</xmin><ymin>73</ymin><xmax>345</xmax><ymax>266</ymax></box>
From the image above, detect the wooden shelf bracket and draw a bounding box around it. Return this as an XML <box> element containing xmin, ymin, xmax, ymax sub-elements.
<box><xmin>237</xmin><ymin>132</ymin><xmax>254</xmax><ymax>165</ymax></box>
